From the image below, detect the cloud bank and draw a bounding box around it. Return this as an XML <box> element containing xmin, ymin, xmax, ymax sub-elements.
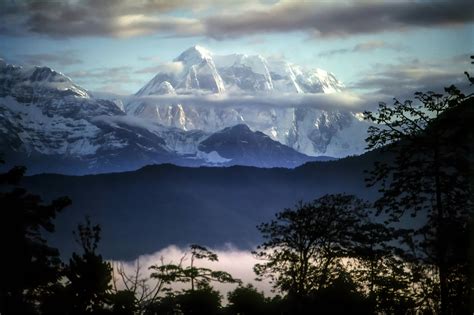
<box><xmin>135</xmin><ymin>61</ymin><xmax>185</xmax><ymax>75</ymax></box>
<box><xmin>130</xmin><ymin>90</ymin><xmax>373</xmax><ymax>112</ymax></box>
<box><xmin>110</xmin><ymin>244</ymin><xmax>273</xmax><ymax>301</ymax></box>
<box><xmin>350</xmin><ymin>54</ymin><xmax>473</xmax><ymax>101</ymax></box>
<box><xmin>205</xmin><ymin>1</ymin><xmax>474</xmax><ymax>40</ymax></box>
<box><xmin>1</xmin><ymin>0</ymin><xmax>472</xmax><ymax>39</ymax></box>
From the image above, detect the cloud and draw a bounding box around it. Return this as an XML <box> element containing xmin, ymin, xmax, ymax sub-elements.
<box><xmin>318</xmin><ymin>40</ymin><xmax>405</xmax><ymax>57</ymax></box>
<box><xmin>67</xmin><ymin>66</ymin><xmax>145</xmax><ymax>94</ymax></box>
<box><xmin>135</xmin><ymin>61</ymin><xmax>184</xmax><ymax>74</ymax></box>
<box><xmin>16</xmin><ymin>50</ymin><xmax>83</xmax><ymax>66</ymax></box>
<box><xmin>203</xmin><ymin>1</ymin><xmax>474</xmax><ymax>40</ymax></box>
<box><xmin>131</xmin><ymin>90</ymin><xmax>372</xmax><ymax>112</ymax></box>
<box><xmin>123</xmin><ymin>54</ymin><xmax>472</xmax><ymax>113</ymax></box>
<box><xmin>352</xmin><ymin>41</ymin><xmax>404</xmax><ymax>53</ymax></box>
<box><xmin>110</xmin><ymin>244</ymin><xmax>273</xmax><ymax>300</ymax></box>
<box><xmin>1</xmin><ymin>0</ymin><xmax>472</xmax><ymax>39</ymax></box>
<box><xmin>68</xmin><ymin>66</ymin><xmax>142</xmax><ymax>81</ymax></box>
<box><xmin>350</xmin><ymin>56</ymin><xmax>473</xmax><ymax>102</ymax></box>
<box><xmin>0</xmin><ymin>0</ymin><xmax>203</xmax><ymax>38</ymax></box>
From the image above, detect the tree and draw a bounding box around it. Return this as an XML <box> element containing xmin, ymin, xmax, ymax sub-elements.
<box><xmin>149</xmin><ymin>244</ymin><xmax>241</xmax><ymax>291</ymax></box>
<box><xmin>148</xmin><ymin>244</ymin><xmax>240</xmax><ymax>314</ymax></box>
<box><xmin>64</xmin><ymin>217</ymin><xmax>113</xmax><ymax>313</ymax></box>
<box><xmin>0</xmin><ymin>160</ymin><xmax>70</xmax><ymax>313</ymax></box>
<box><xmin>109</xmin><ymin>289</ymin><xmax>137</xmax><ymax>314</ymax></box>
<box><xmin>305</xmin><ymin>270</ymin><xmax>372</xmax><ymax>314</ymax></box>
<box><xmin>253</xmin><ymin>194</ymin><xmax>369</xmax><ymax>300</ymax></box>
<box><xmin>350</xmin><ymin>221</ymin><xmax>415</xmax><ymax>313</ymax></box>
<box><xmin>146</xmin><ymin>283</ymin><xmax>223</xmax><ymax>315</ymax></box>
<box><xmin>111</xmin><ymin>257</ymin><xmax>167</xmax><ymax>313</ymax></box>
<box><xmin>226</xmin><ymin>284</ymin><xmax>267</xmax><ymax>315</ymax></box>
<box><xmin>364</xmin><ymin>83</ymin><xmax>473</xmax><ymax>313</ymax></box>
<box><xmin>175</xmin><ymin>283</ymin><xmax>222</xmax><ymax>315</ymax></box>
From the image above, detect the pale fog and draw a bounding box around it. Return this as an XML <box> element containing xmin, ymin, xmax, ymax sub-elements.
<box><xmin>109</xmin><ymin>244</ymin><xmax>274</xmax><ymax>304</ymax></box>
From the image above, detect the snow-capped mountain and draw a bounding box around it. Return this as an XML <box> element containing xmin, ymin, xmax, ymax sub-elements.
<box><xmin>135</xmin><ymin>45</ymin><xmax>343</xmax><ymax>96</ymax></box>
<box><xmin>0</xmin><ymin>45</ymin><xmax>371</xmax><ymax>174</ymax></box>
<box><xmin>136</xmin><ymin>46</ymin><xmax>226</xmax><ymax>96</ymax></box>
<box><xmin>0</xmin><ymin>59</ymin><xmax>320</xmax><ymax>174</ymax></box>
<box><xmin>127</xmin><ymin>46</ymin><xmax>367</xmax><ymax>157</ymax></box>
<box><xmin>0</xmin><ymin>60</ymin><xmax>184</xmax><ymax>173</ymax></box>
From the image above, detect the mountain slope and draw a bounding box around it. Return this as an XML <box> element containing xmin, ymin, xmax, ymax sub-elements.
<box><xmin>198</xmin><ymin>124</ymin><xmax>330</xmax><ymax>167</ymax></box>
<box><xmin>127</xmin><ymin>46</ymin><xmax>368</xmax><ymax>157</ymax></box>
<box><xmin>21</xmin><ymin>151</ymin><xmax>383</xmax><ymax>260</ymax></box>
<box><xmin>0</xmin><ymin>59</ymin><xmax>325</xmax><ymax>173</ymax></box>
<box><xmin>135</xmin><ymin>45</ymin><xmax>343</xmax><ymax>96</ymax></box>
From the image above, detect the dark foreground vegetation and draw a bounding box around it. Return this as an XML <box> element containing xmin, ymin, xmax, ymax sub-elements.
<box><xmin>1</xmin><ymin>73</ymin><xmax>473</xmax><ymax>314</ymax></box>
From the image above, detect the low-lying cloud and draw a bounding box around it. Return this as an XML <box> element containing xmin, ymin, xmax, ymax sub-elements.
<box><xmin>110</xmin><ymin>244</ymin><xmax>273</xmax><ymax>301</ymax></box>
<box><xmin>131</xmin><ymin>90</ymin><xmax>373</xmax><ymax>112</ymax></box>
<box><xmin>135</xmin><ymin>61</ymin><xmax>185</xmax><ymax>75</ymax></box>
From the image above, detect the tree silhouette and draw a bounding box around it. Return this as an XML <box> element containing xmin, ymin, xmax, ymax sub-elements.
<box><xmin>253</xmin><ymin>194</ymin><xmax>369</xmax><ymax>301</ymax></box>
<box><xmin>64</xmin><ymin>217</ymin><xmax>113</xmax><ymax>313</ymax></box>
<box><xmin>149</xmin><ymin>244</ymin><xmax>241</xmax><ymax>291</ymax></box>
<box><xmin>226</xmin><ymin>284</ymin><xmax>267</xmax><ymax>315</ymax></box>
<box><xmin>305</xmin><ymin>270</ymin><xmax>372</xmax><ymax>314</ymax></box>
<box><xmin>111</xmin><ymin>257</ymin><xmax>166</xmax><ymax>313</ymax></box>
<box><xmin>175</xmin><ymin>283</ymin><xmax>222</xmax><ymax>315</ymax></box>
<box><xmin>351</xmin><ymin>221</ymin><xmax>415</xmax><ymax>313</ymax></box>
<box><xmin>147</xmin><ymin>244</ymin><xmax>240</xmax><ymax>314</ymax></box>
<box><xmin>364</xmin><ymin>83</ymin><xmax>473</xmax><ymax>313</ymax></box>
<box><xmin>0</xmin><ymin>161</ymin><xmax>70</xmax><ymax>313</ymax></box>
<box><xmin>109</xmin><ymin>289</ymin><xmax>137</xmax><ymax>314</ymax></box>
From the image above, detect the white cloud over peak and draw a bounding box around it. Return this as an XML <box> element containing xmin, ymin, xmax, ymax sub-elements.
<box><xmin>131</xmin><ymin>90</ymin><xmax>372</xmax><ymax>112</ymax></box>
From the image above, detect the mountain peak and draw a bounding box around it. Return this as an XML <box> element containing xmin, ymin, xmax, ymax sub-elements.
<box><xmin>198</xmin><ymin>123</ymin><xmax>314</xmax><ymax>168</ymax></box>
<box><xmin>29</xmin><ymin>66</ymin><xmax>71</xmax><ymax>83</ymax></box>
<box><xmin>226</xmin><ymin>124</ymin><xmax>252</xmax><ymax>132</ymax></box>
<box><xmin>155</xmin><ymin>81</ymin><xmax>176</xmax><ymax>95</ymax></box>
<box><xmin>193</xmin><ymin>45</ymin><xmax>212</xmax><ymax>57</ymax></box>
<box><xmin>175</xmin><ymin>45</ymin><xmax>213</xmax><ymax>64</ymax></box>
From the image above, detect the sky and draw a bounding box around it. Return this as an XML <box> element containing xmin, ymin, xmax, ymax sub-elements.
<box><xmin>1</xmin><ymin>0</ymin><xmax>473</xmax><ymax>98</ymax></box>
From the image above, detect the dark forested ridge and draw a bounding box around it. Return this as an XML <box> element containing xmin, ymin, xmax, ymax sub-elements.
<box><xmin>21</xmin><ymin>150</ymin><xmax>382</xmax><ymax>260</ymax></box>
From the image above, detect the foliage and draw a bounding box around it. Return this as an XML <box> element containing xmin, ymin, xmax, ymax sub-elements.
<box><xmin>112</xmin><ymin>258</ymin><xmax>165</xmax><ymax>313</ymax></box>
<box><xmin>176</xmin><ymin>284</ymin><xmax>222</xmax><ymax>315</ymax></box>
<box><xmin>226</xmin><ymin>284</ymin><xmax>267</xmax><ymax>315</ymax></box>
<box><xmin>150</xmin><ymin>244</ymin><xmax>241</xmax><ymax>291</ymax></box>
<box><xmin>0</xmin><ymin>162</ymin><xmax>71</xmax><ymax>313</ymax></box>
<box><xmin>63</xmin><ymin>217</ymin><xmax>113</xmax><ymax>313</ymax></box>
<box><xmin>253</xmin><ymin>194</ymin><xmax>369</xmax><ymax>298</ymax></box>
<box><xmin>144</xmin><ymin>284</ymin><xmax>222</xmax><ymax>315</ymax></box>
<box><xmin>109</xmin><ymin>289</ymin><xmax>138</xmax><ymax>314</ymax></box>
<box><xmin>350</xmin><ymin>221</ymin><xmax>416</xmax><ymax>312</ymax></box>
<box><xmin>303</xmin><ymin>270</ymin><xmax>373</xmax><ymax>314</ymax></box>
<box><xmin>364</xmin><ymin>84</ymin><xmax>473</xmax><ymax>313</ymax></box>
